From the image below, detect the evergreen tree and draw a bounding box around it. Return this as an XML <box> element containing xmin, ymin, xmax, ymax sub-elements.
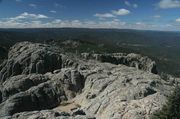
<box><xmin>152</xmin><ymin>86</ymin><xmax>180</xmax><ymax>119</ymax></box>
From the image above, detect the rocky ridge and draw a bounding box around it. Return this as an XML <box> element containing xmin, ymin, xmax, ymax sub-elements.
<box><xmin>0</xmin><ymin>42</ymin><xmax>178</xmax><ymax>119</ymax></box>
<box><xmin>81</xmin><ymin>52</ymin><xmax>158</xmax><ymax>74</ymax></box>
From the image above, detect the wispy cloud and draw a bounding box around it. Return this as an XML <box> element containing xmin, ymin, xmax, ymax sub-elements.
<box><xmin>125</xmin><ymin>1</ymin><xmax>131</xmax><ymax>7</ymax></box>
<box><xmin>133</xmin><ymin>4</ymin><xmax>138</xmax><ymax>8</ymax></box>
<box><xmin>29</xmin><ymin>4</ymin><xmax>37</xmax><ymax>8</ymax></box>
<box><xmin>54</xmin><ymin>3</ymin><xmax>65</xmax><ymax>8</ymax></box>
<box><xmin>50</xmin><ymin>10</ymin><xmax>57</xmax><ymax>13</ymax></box>
<box><xmin>54</xmin><ymin>3</ymin><xmax>59</xmax><ymax>7</ymax></box>
<box><xmin>125</xmin><ymin>1</ymin><xmax>138</xmax><ymax>8</ymax></box>
<box><xmin>157</xmin><ymin>0</ymin><xmax>180</xmax><ymax>9</ymax></box>
<box><xmin>15</xmin><ymin>0</ymin><xmax>21</xmax><ymax>2</ymax></box>
<box><xmin>153</xmin><ymin>15</ymin><xmax>161</xmax><ymax>18</ymax></box>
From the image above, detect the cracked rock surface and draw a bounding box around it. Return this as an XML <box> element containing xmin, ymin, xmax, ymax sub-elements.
<box><xmin>0</xmin><ymin>42</ymin><xmax>177</xmax><ymax>119</ymax></box>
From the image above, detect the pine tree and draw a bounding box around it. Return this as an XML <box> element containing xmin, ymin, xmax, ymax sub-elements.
<box><xmin>152</xmin><ymin>86</ymin><xmax>180</xmax><ymax>119</ymax></box>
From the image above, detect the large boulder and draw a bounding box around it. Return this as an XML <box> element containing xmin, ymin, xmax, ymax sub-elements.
<box><xmin>52</xmin><ymin>69</ymin><xmax>85</xmax><ymax>99</ymax></box>
<box><xmin>1</xmin><ymin>74</ymin><xmax>50</xmax><ymax>102</ymax></box>
<box><xmin>0</xmin><ymin>42</ymin><xmax>62</xmax><ymax>83</ymax></box>
<box><xmin>0</xmin><ymin>79</ymin><xmax>66</xmax><ymax>117</ymax></box>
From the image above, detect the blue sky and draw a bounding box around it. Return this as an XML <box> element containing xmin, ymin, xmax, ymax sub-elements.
<box><xmin>0</xmin><ymin>0</ymin><xmax>180</xmax><ymax>31</ymax></box>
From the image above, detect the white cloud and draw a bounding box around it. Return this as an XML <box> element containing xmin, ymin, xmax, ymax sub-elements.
<box><xmin>50</xmin><ymin>10</ymin><xmax>57</xmax><ymax>13</ymax></box>
<box><xmin>29</xmin><ymin>4</ymin><xmax>37</xmax><ymax>8</ymax></box>
<box><xmin>176</xmin><ymin>18</ymin><xmax>180</xmax><ymax>22</ymax></box>
<box><xmin>157</xmin><ymin>0</ymin><xmax>180</xmax><ymax>9</ymax></box>
<box><xmin>94</xmin><ymin>13</ymin><xmax>115</xmax><ymax>18</ymax></box>
<box><xmin>112</xmin><ymin>9</ymin><xmax>130</xmax><ymax>16</ymax></box>
<box><xmin>94</xmin><ymin>9</ymin><xmax>130</xmax><ymax>20</ymax></box>
<box><xmin>9</xmin><ymin>12</ymin><xmax>48</xmax><ymax>21</ymax></box>
<box><xmin>25</xmin><ymin>13</ymin><xmax>48</xmax><ymax>19</ymax></box>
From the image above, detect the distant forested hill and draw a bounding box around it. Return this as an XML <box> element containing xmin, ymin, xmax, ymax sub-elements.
<box><xmin>0</xmin><ymin>28</ymin><xmax>180</xmax><ymax>76</ymax></box>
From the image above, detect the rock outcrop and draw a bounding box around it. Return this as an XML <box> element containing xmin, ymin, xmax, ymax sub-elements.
<box><xmin>0</xmin><ymin>78</ymin><xmax>66</xmax><ymax>116</ymax></box>
<box><xmin>8</xmin><ymin>109</ymin><xmax>95</xmax><ymax>119</ymax></box>
<box><xmin>81</xmin><ymin>53</ymin><xmax>158</xmax><ymax>74</ymax></box>
<box><xmin>75</xmin><ymin>61</ymin><xmax>173</xmax><ymax>119</ymax></box>
<box><xmin>0</xmin><ymin>42</ymin><xmax>62</xmax><ymax>83</ymax></box>
<box><xmin>0</xmin><ymin>69</ymin><xmax>86</xmax><ymax>117</ymax></box>
<box><xmin>1</xmin><ymin>74</ymin><xmax>50</xmax><ymax>101</ymax></box>
<box><xmin>0</xmin><ymin>42</ymin><xmax>177</xmax><ymax>119</ymax></box>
